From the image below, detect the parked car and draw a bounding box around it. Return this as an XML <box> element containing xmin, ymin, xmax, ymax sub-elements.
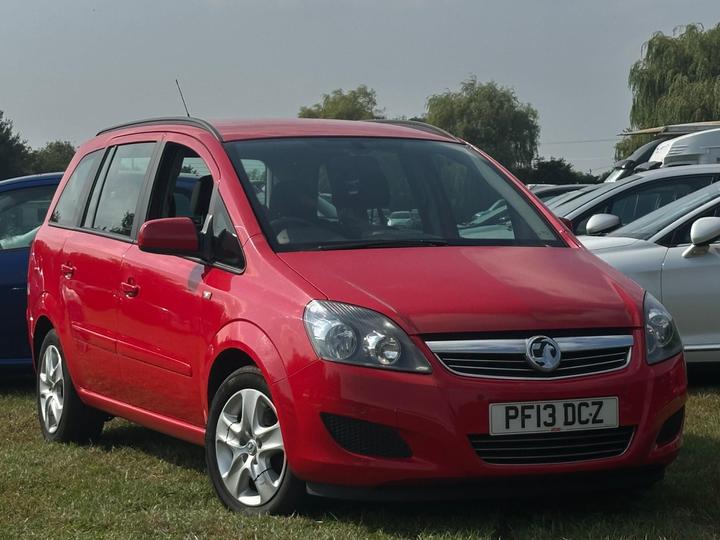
<box><xmin>604</xmin><ymin>138</ymin><xmax>670</xmax><ymax>183</ymax></box>
<box><xmin>530</xmin><ymin>184</ymin><xmax>596</xmax><ymax>202</ymax></box>
<box><xmin>0</xmin><ymin>172</ymin><xmax>61</xmax><ymax>371</ymax></box>
<box><xmin>649</xmin><ymin>128</ymin><xmax>720</xmax><ymax>168</ymax></box>
<box><xmin>28</xmin><ymin>117</ymin><xmax>686</xmax><ymax>514</ymax></box>
<box><xmin>606</xmin><ymin>121</ymin><xmax>720</xmax><ymax>182</ymax></box>
<box><xmin>549</xmin><ymin>165</ymin><xmax>720</xmax><ymax>235</ymax></box>
<box><xmin>387</xmin><ymin>209</ymin><xmax>420</xmax><ymax>228</ymax></box>
<box><xmin>581</xmin><ymin>182</ymin><xmax>720</xmax><ymax>364</ymax></box>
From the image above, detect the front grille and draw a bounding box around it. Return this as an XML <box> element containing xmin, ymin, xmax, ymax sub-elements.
<box><xmin>469</xmin><ymin>426</ymin><xmax>634</xmax><ymax>464</ymax></box>
<box><xmin>321</xmin><ymin>413</ymin><xmax>412</xmax><ymax>459</ymax></box>
<box><xmin>427</xmin><ymin>335</ymin><xmax>633</xmax><ymax>379</ymax></box>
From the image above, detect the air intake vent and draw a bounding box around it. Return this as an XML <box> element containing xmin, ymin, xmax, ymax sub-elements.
<box><xmin>469</xmin><ymin>426</ymin><xmax>634</xmax><ymax>465</ymax></box>
<box><xmin>321</xmin><ymin>413</ymin><xmax>412</xmax><ymax>459</ymax></box>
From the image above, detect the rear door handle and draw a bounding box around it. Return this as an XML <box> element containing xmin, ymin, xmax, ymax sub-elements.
<box><xmin>121</xmin><ymin>280</ymin><xmax>140</xmax><ymax>298</ymax></box>
<box><xmin>60</xmin><ymin>263</ymin><xmax>75</xmax><ymax>278</ymax></box>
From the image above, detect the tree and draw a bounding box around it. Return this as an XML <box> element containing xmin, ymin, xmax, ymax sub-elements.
<box><xmin>299</xmin><ymin>85</ymin><xmax>384</xmax><ymax>120</ymax></box>
<box><xmin>425</xmin><ymin>78</ymin><xmax>540</xmax><ymax>171</ymax></box>
<box><xmin>514</xmin><ymin>157</ymin><xmax>598</xmax><ymax>185</ymax></box>
<box><xmin>616</xmin><ymin>23</ymin><xmax>720</xmax><ymax>158</ymax></box>
<box><xmin>30</xmin><ymin>140</ymin><xmax>76</xmax><ymax>174</ymax></box>
<box><xmin>0</xmin><ymin>110</ymin><xmax>31</xmax><ymax>180</ymax></box>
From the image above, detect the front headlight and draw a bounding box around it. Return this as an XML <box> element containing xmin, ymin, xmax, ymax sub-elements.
<box><xmin>644</xmin><ymin>293</ymin><xmax>683</xmax><ymax>365</ymax></box>
<box><xmin>303</xmin><ymin>300</ymin><xmax>432</xmax><ymax>373</ymax></box>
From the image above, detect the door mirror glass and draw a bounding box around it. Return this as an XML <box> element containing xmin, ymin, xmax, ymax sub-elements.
<box><xmin>137</xmin><ymin>217</ymin><xmax>200</xmax><ymax>257</ymax></box>
<box><xmin>586</xmin><ymin>213</ymin><xmax>621</xmax><ymax>236</ymax></box>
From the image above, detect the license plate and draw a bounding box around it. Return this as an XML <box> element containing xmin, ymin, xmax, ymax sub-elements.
<box><xmin>489</xmin><ymin>397</ymin><xmax>618</xmax><ymax>435</ymax></box>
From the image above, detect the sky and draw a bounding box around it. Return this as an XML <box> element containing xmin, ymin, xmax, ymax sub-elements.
<box><xmin>1</xmin><ymin>0</ymin><xmax>718</xmax><ymax>174</ymax></box>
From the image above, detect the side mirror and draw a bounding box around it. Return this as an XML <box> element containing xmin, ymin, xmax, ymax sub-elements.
<box><xmin>683</xmin><ymin>217</ymin><xmax>720</xmax><ymax>258</ymax></box>
<box><xmin>586</xmin><ymin>214</ymin><xmax>621</xmax><ymax>236</ymax></box>
<box><xmin>138</xmin><ymin>217</ymin><xmax>200</xmax><ymax>257</ymax></box>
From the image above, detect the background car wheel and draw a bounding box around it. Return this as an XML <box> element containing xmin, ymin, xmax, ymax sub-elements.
<box><xmin>206</xmin><ymin>366</ymin><xmax>305</xmax><ymax>515</ymax></box>
<box><xmin>36</xmin><ymin>330</ymin><xmax>105</xmax><ymax>443</ymax></box>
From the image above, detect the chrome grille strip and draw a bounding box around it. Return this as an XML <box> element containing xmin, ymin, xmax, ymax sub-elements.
<box><xmin>426</xmin><ymin>335</ymin><xmax>634</xmax><ymax>354</ymax></box>
<box><xmin>427</xmin><ymin>334</ymin><xmax>634</xmax><ymax>380</ymax></box>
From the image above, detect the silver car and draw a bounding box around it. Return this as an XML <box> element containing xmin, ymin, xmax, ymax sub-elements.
<box><xmin>549</xmin><ymin>165</ymin><xmax>720</xmax><ymax>235</ymax></box>
<box><xmin>582</xmin><ymin>183</ymin><xmax>720</xmax><ymax>363</ymax></box>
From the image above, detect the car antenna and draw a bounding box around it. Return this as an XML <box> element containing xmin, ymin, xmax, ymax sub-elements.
<box><xmin>175</xmin><ymin>78</ymin><xmax>191</xmax><ymax>117</ymax></box>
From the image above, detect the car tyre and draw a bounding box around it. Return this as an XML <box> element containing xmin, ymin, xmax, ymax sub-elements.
<box><xmin>36</xmin><ymin>329</ymin><xmax>105</xmax><ymax>443</ymax></box>
<box><xmin>206</xmin><ymin>366</ymin><xmax>305</xmax><ymax>515</ymax></box>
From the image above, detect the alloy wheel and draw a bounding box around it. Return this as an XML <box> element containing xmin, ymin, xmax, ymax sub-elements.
<box><xmin>38</xmin><ymin>345</ymin><xmax>65</xmax><ymax>434</ymax></box>
<box><xmin>214</xmin><ymin>389</ymin><xmax>286</xmax><ymax>506</ymax></box>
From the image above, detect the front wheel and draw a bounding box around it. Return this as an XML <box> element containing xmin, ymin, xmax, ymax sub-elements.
<box><xmin>205</xmin><ymin>366</ymin><xmax>305</xmax><ymax>514</ymax></box>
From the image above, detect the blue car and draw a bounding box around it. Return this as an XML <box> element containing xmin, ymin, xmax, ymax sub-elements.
<box><xmin>0</xmin><ymin>172</ymin><xmax>62</xmax><ymax>371</ymax></box>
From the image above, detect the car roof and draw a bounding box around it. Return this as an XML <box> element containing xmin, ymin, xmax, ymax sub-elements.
<box><xmin>0</xmin><ymin>172</ymin><xmax>63</xmax><ymax>191</ymax></box>
<box><xmin>96</xmin><ymin>117</ymin><xmax>458</xmax><ymax>144</ymax></box>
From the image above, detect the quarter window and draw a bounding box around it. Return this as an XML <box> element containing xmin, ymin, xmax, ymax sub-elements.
<box><xmin>211</xmin><ymin>198</ymin><xmax>244</xmax><ymax>269</ymax></box>
<box><xmin>50</xmin><ymin>150</ymin><xmax>103</xmax><ymax>226</ymax></box>
<box><xmin>85</xmin><ymin>143</ymin><xmax>155</xmax><ymax>237</ymax></box>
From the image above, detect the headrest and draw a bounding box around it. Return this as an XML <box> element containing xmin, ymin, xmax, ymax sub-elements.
<box><xmin>328</xmin><ymin>155</ymin><xmax>390</xmax><ymax>210</ymax></box>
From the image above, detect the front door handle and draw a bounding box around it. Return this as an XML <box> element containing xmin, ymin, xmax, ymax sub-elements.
<box><xmin>60</xmin><ymin>263</ymin><xmax>75</xmax><ymax>278</ymax></box>
<box><xmin>121</xmin><ymin>280</ymin><xmax>140</xmax><ymax>298</ymax></box>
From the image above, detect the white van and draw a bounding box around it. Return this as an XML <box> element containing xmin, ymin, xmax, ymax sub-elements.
<box><xmin>650</xmin><ymin>128</ymin><xmax>720</xmax><ymax>167</ymax></box>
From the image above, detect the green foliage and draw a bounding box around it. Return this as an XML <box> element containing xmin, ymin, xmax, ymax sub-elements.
<box><xmin>0</xmin><ymin>110</ymin><xmax>31</xmax><ymax>180</ymax></box>
<box><xmin>618</xmin><ymin>23</ymin><xmax>720</xmax><ymax>157</ymax></box>
<box><xmin>298</xmin><ymin>85</ymin><xmax>383</xmax><ymax>120</ymax></box>
<box><xmin>29</xmin><ymin>140</ymin><xmax>76</xmax><ymax>174</ymax></box>
<box><xmin>514</xmin><ymin>157</ymin><xmax>598</xmax><ymax>185</ymax></box>
<box><xmin>426</xmin><ymin>77</ymin><xmax>539</xmax><ymax>171</ymax></box>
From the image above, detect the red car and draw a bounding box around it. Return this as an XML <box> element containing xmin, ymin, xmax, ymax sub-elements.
<box><xmin>27</xmin><ymin>118</ymin><xmax>687</xmax><ymax>514</ymax></box>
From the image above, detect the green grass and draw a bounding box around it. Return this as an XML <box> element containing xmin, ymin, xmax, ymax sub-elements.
<box><xmin>1</xmin><ymin>375</ymin><xmax>719</xmax><ymax>540</ymax></box>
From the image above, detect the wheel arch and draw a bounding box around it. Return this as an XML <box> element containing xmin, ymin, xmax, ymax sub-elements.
<box><xmin>202</xmin><ymin>320</ymin><xmax>289</xmax><ymax>420</ymax></box>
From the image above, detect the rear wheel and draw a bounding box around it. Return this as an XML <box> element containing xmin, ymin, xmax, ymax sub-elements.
<box><xmin>37</xmin><ymin>330</ymin><xmax>105</xmax><ymax>443</ymax></box>
<box><xmin>205</xmin><ymin>366</ymin><xmax>305</xmax><ymax>514</ymax></box>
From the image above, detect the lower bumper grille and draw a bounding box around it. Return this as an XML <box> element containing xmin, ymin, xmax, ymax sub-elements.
<box><xmin>321</xmin><ymin>413</ymin><xmax>412</xmax><ymax>459</ymax></box>
<box><xmin>469</xmin><ymin>426</ymin><xmax>634</xmax><ymax>464</ymax></box>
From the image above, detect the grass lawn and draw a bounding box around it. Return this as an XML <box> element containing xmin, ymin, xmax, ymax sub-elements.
<box><xmin>1</xmin><ymin>373</ymin><xmax>719</xmax><ymax>540</ymax></box>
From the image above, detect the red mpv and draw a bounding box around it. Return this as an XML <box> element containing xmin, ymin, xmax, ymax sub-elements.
<box><xmin>27</xmin><ymin>118</ymin><xmax>686</xmax><ymax>514</ymax></box>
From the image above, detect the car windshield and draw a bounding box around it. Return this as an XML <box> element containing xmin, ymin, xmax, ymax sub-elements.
<box><xmin>225</xmin><ymin>138</ymin><xmax>563</xmax><ymax>251</ymax></box>
<box><xmin>609</xmin><ymin>182</ymin><xmax>720</xmax><ymax>240</ymax></box>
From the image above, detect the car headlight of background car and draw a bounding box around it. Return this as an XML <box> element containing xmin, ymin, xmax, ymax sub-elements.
<box><xmin>303</xmin><ymin>300</ymin><xmax>432</xmax><ymax>373</ymax></box>
<box><xmin>644</xmin><ymin>292</ymin><xmax>683</xmax><ymax>365</ymax></box>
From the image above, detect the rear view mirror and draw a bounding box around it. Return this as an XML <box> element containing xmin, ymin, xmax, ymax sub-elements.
<box><xmin>586</xmin><ymin>214</ymin><xmax>621</xmax><ymax>236</ymax></box>
<box><xmin>683</xmin><ymin>217</ymin><xmax>720</xmax><ymax>258</ymax></box>
<box><xmin>138</xmin><ymin>217</ymin><xmax>200</xmax><ymax>257</ymax></box>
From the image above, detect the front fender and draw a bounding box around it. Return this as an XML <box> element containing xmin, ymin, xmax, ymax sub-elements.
<box><xmin>201</xmin><ymin>320</ymin><xmax>291</xmax><ymax>416</ymax></box>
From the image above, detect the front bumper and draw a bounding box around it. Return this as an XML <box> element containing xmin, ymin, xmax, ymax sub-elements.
<box><xmin>272</xmin><ymin>335</ymin><xmax>686</xmax><ymax>488</ymax></box>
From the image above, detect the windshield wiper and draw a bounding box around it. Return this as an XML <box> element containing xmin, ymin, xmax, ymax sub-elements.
<box><xmin>316</xmin><ymin>239</ymin><xmax>450</xmax><ymax>251</ymax></box>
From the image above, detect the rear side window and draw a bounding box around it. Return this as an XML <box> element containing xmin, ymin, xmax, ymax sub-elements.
<box><xmin>84</xmin><ymin>143</ymin><xmax>155</xmax><ymax>237</ymax></box>
<box><xmin>50</xmin><ymin>150</ymin><xmax>103</xmax><ymax>226</ymax></box>
<box><xmin>0</xmin><ymin>185</ymin><xmax>57</xmax><ymax>250</ymax></box>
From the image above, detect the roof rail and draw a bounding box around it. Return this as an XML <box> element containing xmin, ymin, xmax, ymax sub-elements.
<box><xmin>97</xmin><ymin>116</ymin><xmax>223</xmax><ymax>141</ymax></box>
<box><xmin>367</xmin><ymin>119</ymin><xmax>458</xmax><ymax>140</ymax></box>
